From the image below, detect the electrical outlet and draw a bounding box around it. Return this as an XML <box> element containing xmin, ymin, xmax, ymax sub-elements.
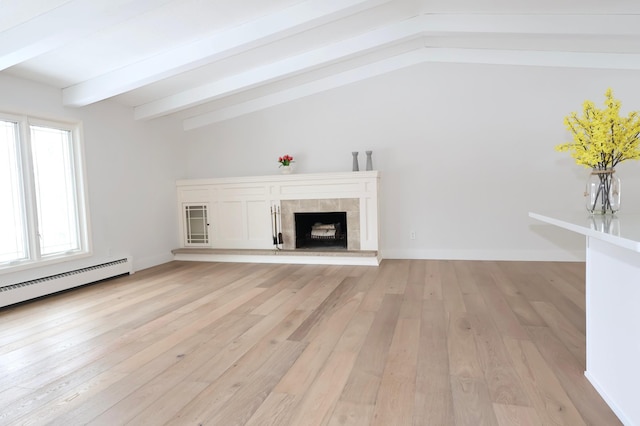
<box><xmin>410</xmin><ymin>231</ymin><xmax>416</xmax><ymax>240</ymax></box>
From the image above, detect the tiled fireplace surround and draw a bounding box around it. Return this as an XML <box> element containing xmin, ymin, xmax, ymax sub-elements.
<box><xmin>281</xmin><ymin>198</ymin><xmax>360</xmax><ymax>250</ymax></box>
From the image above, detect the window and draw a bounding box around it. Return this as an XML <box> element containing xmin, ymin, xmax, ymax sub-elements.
<box><xmin>0</xmin><ymin>114</ymin><xmax>90</xmax><ymax>271</ymax></box>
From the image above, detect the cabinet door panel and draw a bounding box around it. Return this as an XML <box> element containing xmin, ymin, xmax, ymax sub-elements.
<box><xmin>247</xmin><ymin>200</ymin><xmax>271</xmax><ymax>242</ymax></box>
<box><xmin>218</xmin><ymin>201</ymin><xmax>244</xmax><ymax>241</ymax></box>
<box><xmin>183</xmin><ymin>203</ymin><xmax>210</xmax><ymax>246</ymax></box>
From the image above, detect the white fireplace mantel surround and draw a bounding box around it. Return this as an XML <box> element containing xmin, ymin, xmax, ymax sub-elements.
<box><xmin>174</xmin><ymin>171</ymin><xmax>380</xmax><ymax>265</ymax></box>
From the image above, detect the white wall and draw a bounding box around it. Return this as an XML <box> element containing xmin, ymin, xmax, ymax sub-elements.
<box><xmin>183</xmin><ymin>62</ymin><xmax>640</xmax><ymax>261</ymax></box>
<box><xmin>0</xmin><ymin>74</ymin><xmax>185</xmax><ymax>286</ymax></box>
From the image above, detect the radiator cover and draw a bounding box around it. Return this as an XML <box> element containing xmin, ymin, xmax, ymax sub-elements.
<box><xmin>0</xmin><ymin>258</ymin><xmax>132</xmax><ymax>308</ymax></box>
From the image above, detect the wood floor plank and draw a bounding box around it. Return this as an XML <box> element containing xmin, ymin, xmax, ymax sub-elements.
<box><xmin>440</xmin><ymin>260</ymin><xmax>466</xmax><ymax>313</ymax></box>
<box><xmin>244</xmin><ymin>392</ymin><xmax>300</xmax><ymax>426</ymax></box>
<box><xmin>327</xmin><ymin>400</ymin><xmax>375</xmax><ymax>426</ymax></box>
<box><xmin>526</xmin><ymin>326</ymin><xmax>622</xmax><ymax>425</ymax></box>
<box><xmin>447</xmin><ymin>310</ymin><xmax>484</xmax><ymax>379</ymax></box>
<box><xmin>0</xmin><ymin>292</ymin><xmax>225</xmax><ymax>416</ymax></box>
<box><xmin>536</xmin><ymin>266</ymin><xmax>586</xmax><ymax>310</ymax></box>
<box><xmin>502</xmin><ymin>337</ymin><xmax>586</xmax><ymax>426</ymax></box>
<box><xmin>166</xmin><ymin>339</ymin><xmax>306</xmax><ymax>425</ymax></box>
<box><xmin>383</xmin><ymin>259</ymin><xmax>409</xmax><ymax>295</ymax></box>
<box><xmin>288</xmin><ymin>350</ymin><xmax>358</xmax><ymax>426</ymax></box>
<box><xmin>371</xmin><ymin>317</ymin><xmax>420</xmax><ymax>426</ymax></box>
<box><xmin>547</xmin><ymin>261</ymin><xmax>586</xmax><ymax>293</ymax></box>
<box><xmin>493</xmin><ymin>403</ymin><xmax>543</xmax><ymax>426</ymax></box>
<box><xmin>83</xmin><ymin>315</ymin><xmax>265</xmax><ymax>424</ymax></box>
<box><xmin>337</xmin><ymin>294</ymin><xmax>403</xmax><ymax>404</ymax></box>
<box><xmin>288</xmin><ymin>277</ymin><xmax>356</xmax><ymax>342</ymax></box>
<box><xmin>205</xmin><ymin>340</ymin><xmax>307</xmax><ymax>426</ymax></box>
<box><xmin>453</xmin><ymin>260</ymin><xmax>481</xmax><ymax>296</ymax></box>
<box><xmin>186</xmin><ymin>308</ymin><xmax>309</xmax><ymax>384</ymax></box>
<box><xmin>407</xmin><ymin>259</ymin><xmax>426</xmax><ymax>287</ymax></box>
<box><xmin>482</xmin><ymin>261</ymin><xmax>522</xmax><ymax>298</ymax></box>
<box><xmin>125</xmin><ymin>380</ymin><xmax>210</xmax><ymax>425</ymax></box>
<box><xmin>0</xmin><ymin>264</ymin><xmax>178</xmax><ymax>338</ymax></box>
<box><xmin>117</xmin><ymin>315</ymin><xmax>261</xmax><ymax>424</ymax></box>
<box><xmin>332</xmin><ymin>309</ymin><xmax>375</xmax><ymax>354</ymax></box>
<box><xmin>273</xmin><ymin>291</ymin><xmax>364</xmax><ymax>396</ymax></box>
<box><xmin>44</xmin><ymin>332</ymin><xmax>207</xmax><ymax>425</ymax></box>
<box><xmin>531</xmin><ymin>274</ymin><xmax>586</xmax><ymax>336</ymax></box>
<box><xmin>413</xmin><ymin>300</ymin><xmax>455</xmax><ymax>426</ymax></box>
<box><xmin>500</xmin><ymin>262</ymin><xmax>548</xmax><ymax>302</ymax></box>
<box><xmin>422</xmin><ymin>259</ymin><xmax>443</xmax><ymax>300</ymax></box>
<box><xmin>358</xmin><ymin>260</ymin><xmax>398</xmax><ymax>312</ymax></box>
<box><xmin>399</xmin><ymin>280</ymin><xmax>423</xmax><ymax>320</ymax></box>
<box><xmin>250</xmin><ymin>288</ymin><xmax>298</xmax><ymax>316</ymax></box>
<box><xmin>471</xmin><ymin>262</ymin><xmax>530</xmax><ymax>340</ymax></box>
<box><xmin>0</xmin><ymin>280</ymin><xmax>183</xmax><ymax>371</ymax></box>
<box><xmin>530</xmin><ymin>301</ymin><xmax>586</xmax><ymax>368</ymax></box>
<box><xmin>0</xmin><ymin>275</ymin><xmax>171</xmax><ymax>353</ymax></box>
<box><xmin>1</xmin><ymin>370</ymin><xmax>128</xmax><ymax>425</ymax></box>
<box><xmin>450</xmin><ymin>375</ymin><xmax>500</xmax><ymax>426</ymax></box>
<box><xmin>371</xmin><ymin>264</ymin><xmax>423</xmax><ymax>426</ymax></box>
<box><xmin>503</xmin><ymin>294</ymin><xmax>547</xmax><ymax>328</ymax></box>
<box><xmin>463</xmin><ymin>294</ymin><xmax>530</xmax><ymax>406</ymax></box>
<box><xmin>0</xmin><ymin>259</ymin><xmax>622</xmax><ymax>425</ymax></box>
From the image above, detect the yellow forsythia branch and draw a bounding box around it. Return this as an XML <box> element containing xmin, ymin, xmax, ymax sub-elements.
<box><xmin>556</xmin><ymin>88</ymin><xmax>640</xmax><ymax>169</ymax></box>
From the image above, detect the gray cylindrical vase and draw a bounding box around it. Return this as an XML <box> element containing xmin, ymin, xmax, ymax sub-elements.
<box><xmin>365</xmin><ymin>151</ymin><xmax>373</xmax><ymax>171</ymax></box>
<box><xmin>352</xmin><ymin>152</ymin><xmax>359</xmax><ymax>171</ymax></box>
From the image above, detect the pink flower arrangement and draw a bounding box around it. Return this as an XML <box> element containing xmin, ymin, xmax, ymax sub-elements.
<box><xmin>278</xmin><ymin>154</ymin><xmax>294</xmax><ymax>167</ymax></box>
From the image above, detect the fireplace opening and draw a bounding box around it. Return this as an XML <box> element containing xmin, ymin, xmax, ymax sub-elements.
<box><xmin>294</xmin><ymin>212</ymin><xmax>347</xmax><ymax>250</ymax></box>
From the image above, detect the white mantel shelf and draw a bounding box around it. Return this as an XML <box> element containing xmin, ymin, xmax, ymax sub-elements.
<box><xmin>529</xmin><ymin>211</ymin><xmax>640</xmax><ymax>426</ymax></box>
<box><xmin>177</xmin><ymin>170</ymin><xmax>379</xmax><ymax>187</ymax></box>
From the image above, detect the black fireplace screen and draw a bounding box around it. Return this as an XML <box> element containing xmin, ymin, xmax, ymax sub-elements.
<box><xmin>294</xmin><ymin>212</ymin><xmax>347</xmax><ymax>249</ymax></box>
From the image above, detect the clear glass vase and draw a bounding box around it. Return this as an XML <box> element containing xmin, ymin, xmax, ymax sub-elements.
<box><xmin>585</xmin><ymin>169</ymin><xmax>620</xmax><ymax>214</ymax></box>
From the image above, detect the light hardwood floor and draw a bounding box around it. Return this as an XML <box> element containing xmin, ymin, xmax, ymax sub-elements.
<box><xmin>0</xmin><ymin>260</ymin><xmax>621</xmax><ymax>425</ymax></box>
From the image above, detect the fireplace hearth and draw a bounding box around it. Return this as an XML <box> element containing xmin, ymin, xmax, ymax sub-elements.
<box><xmin>295</xmin><ymin>212</ymin><xmax>347</xmax><ymax>250</ymax></box>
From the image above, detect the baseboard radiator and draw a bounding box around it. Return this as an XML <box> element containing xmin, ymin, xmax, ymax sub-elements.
<box><xmin>0</xmin><ymin>257</ymin><xmax>133</xmax><ymax>309</ymax></box>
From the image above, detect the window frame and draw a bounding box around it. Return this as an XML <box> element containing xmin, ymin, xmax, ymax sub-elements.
<box><xmin>0</xmin><ymin>112</ymin><xmax>92</xmax><ymax>274</ymax></box>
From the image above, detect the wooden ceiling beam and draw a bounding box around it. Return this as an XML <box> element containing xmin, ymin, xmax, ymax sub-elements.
<box><xmin>0</xmin><ymin>0</ymin><xmax>172</xmax><ymax>71</ymax></box>
<box><xmin>62</xmin><ymin>0</ymin><xmax>391</xmax><ymax>108</ymax></box>
<box><xmin>142</xmin><ymin>13</ymin><xmax>640</xmax><ymax>122</ymax></box>
<box><xmin>183</xmin><ymin>46</ymin><xmax>640</xmax><ymax>130</ymax></box>
<box><xmin>134</xmin><ymin>16</ymin><xmax>424</xmax><ymax>121</ymax></box>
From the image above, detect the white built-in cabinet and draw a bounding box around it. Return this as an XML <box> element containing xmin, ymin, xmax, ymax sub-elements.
<box><xmin>177</xmin><ymin>183</ymin><xmax>275</xmax><ymax>249</ymax></box>
<box><xmin>176</xmin><ymin>171</ymin><xmax>380</xmax><ymax>251</ymax></box>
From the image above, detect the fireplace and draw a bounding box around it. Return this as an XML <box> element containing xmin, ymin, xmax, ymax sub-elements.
<box><xmin>281</xmin><ymin>198</ymin><xmax>361</xmax><ymax>251</ymax></box>
<box><xmin>295</xmin><ymin>212</ymin><xmax>347</xmax><ymax>250</ymax></box>
<box><xmin>174</xmin><ymin>171</ymin><xmax>379</xmax><ymax>264</ymax></box>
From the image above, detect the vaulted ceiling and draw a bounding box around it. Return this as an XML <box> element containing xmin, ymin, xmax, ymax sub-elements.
<box><xmin>3</xmin><ymin>0</ymin><xmax>640</xmax><ymax>130</ymax></box>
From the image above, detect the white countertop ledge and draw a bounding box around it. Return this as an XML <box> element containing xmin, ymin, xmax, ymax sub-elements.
<box><xmin>529</xmin><ymin>211</ymin><xmax>640</xmax><ymax>253</ymax></box>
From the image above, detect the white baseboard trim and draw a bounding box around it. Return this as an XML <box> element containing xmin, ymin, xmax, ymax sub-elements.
<box><xmin>380</xmin><ymin>248</ymin><xmax>585</xmax><ymax>262</ymax></box>
<box><xmin>584</xmin><ymin>371</ymin><xmax>632</xmax><ymax>426</ymax></box>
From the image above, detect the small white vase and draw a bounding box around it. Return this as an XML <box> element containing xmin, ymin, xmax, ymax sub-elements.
<box><xmin>281</xmin><ymin>165</ymin><xmax>292</xmax><ymax>174</ymax></box>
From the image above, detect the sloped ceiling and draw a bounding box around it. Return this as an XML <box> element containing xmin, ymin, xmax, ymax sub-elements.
<box><xmin>3</xmin><ymin>0</ymin><xmax>640</xmax><ymax>130</ymax></box>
